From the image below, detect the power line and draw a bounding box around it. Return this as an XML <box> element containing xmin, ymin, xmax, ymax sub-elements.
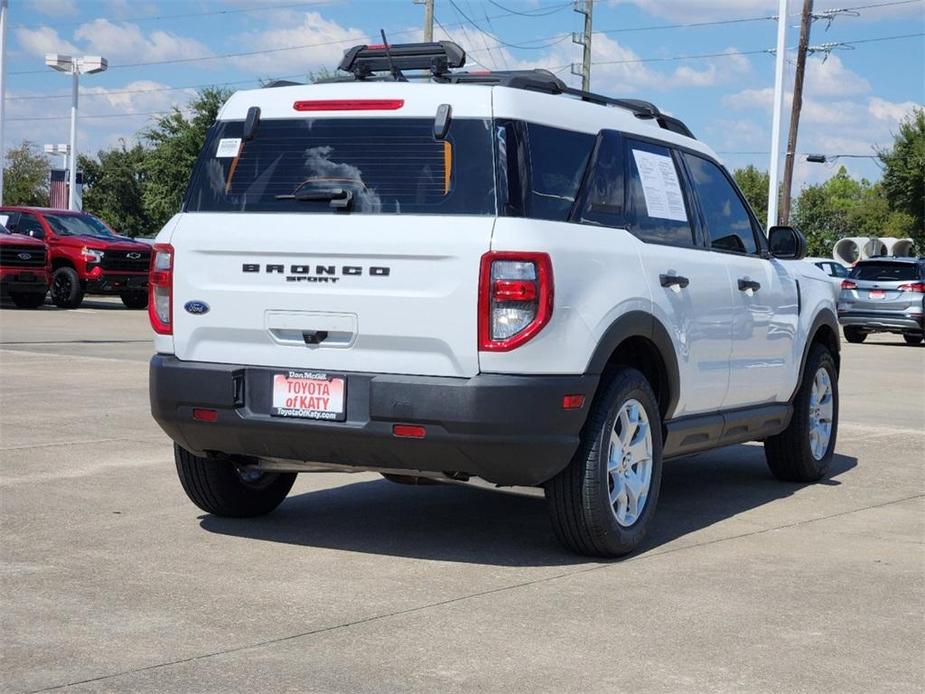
<box><xmin>6</xmin><ymin>110</ymin><xmax>168</xmax><ymax>122</ymax></box>
<box><xmin>486</xmin><ymin>1</ymin><xmax>573</xmax><ymax>17</ymax></box>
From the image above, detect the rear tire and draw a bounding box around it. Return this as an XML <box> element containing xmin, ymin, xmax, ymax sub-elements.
<box><xmin>544</xmin><ymin>368</ymin><xmax>663</xmax><ymax>558</ymax></box>
<box><xmin>843</xmin><ymin>327</ymin><xmax>866</xmax><ymax>344</ymax></box>
<box><xmin>174</xmin><ymin>444</ymin><xmax>296</xmax><ymax>517</ymax></box>
<box><xmin>764</xmin><ymin>344</ymin><xmax>838</xmax><ymax>482</ymax></box>
<box><xmin>120</xmin><ymin>290</ymin><xmax>148</xmax><ymax>309</ymax></box>
<box><xmin>902</xmin><ymin>333</ymin><xmax>923</xmax><ymax>345</ymax></box>
<box><xmin>9</xmin><ymin>291</ymin><xmax>46</xmax><ymax>309</ymax></box>
<box><xmin>50</xmin><ymin>267</ymin><xmax>84</xmax><ymax>309</ymax></box>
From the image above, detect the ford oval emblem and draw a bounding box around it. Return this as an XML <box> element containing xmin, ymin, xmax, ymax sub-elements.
<box><xmin>17</xmin><ymin>252</ymin><xmax>32</xmax><ymax>260</ymax></box>
<box><xmin>184</xmin><ymin>300</ymin><xmax>210</xmax><ymax>315</ymax></box>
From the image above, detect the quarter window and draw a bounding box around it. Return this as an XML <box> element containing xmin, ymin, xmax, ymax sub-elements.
<box><xmin>682</xmin><ymin>153</ymin><xmax>758</xmax><ymax>255</ymax></box>
<box><xmin>524</xmin><ymin>123</ymin><xmax>595</xmax><ymax>222</ymax></box>
<box><xmin>625</xmin><ymin>139</ymin><xmax>694</xmax><ymax>246</ymax></box>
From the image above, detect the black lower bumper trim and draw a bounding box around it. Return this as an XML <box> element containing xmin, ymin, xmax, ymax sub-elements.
<box><xmin>149</xmin><ymin>355</ymin><xmax>598</xmax><ymax>486</ymax></box>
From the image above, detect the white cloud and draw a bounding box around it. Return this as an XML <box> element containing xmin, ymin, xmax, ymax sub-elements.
<box><xmin>869</xmin><ymin>96</ymin><xmax>921</xmax><ymax>121</ymax></box>
<box><xmin>611</xmin><ymin>0</ymin><xmax>922</xmax><ymax>21</ymax></box>
<box><xmin>227</xmin><ymin>12</ymin><xmax>367</xmax><ymax>75</ymax></box>
<box><xmin>804</xmin><ymin>55</ymin><xmax>871</xmax><ymax>97</ymax></box>
<box><xmin>73</xmin><ymin>20</ymin><xmax>212</xmax><ymax>64</ymax></box>
<box><xmin>15</xmin><ymin>27</ymin><xmax>79</xmax><ymax>58</ymax></box>
<box><xmin>30</xmin><ymin>0</ymin><xmax>79</xmax><ymax>17</ymax></box>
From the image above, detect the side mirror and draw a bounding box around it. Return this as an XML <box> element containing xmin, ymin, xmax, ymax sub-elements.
<box><xmin>768</xmin><ymin>225</ymin><xmax>807</xmax><ymax>260</ymax></box>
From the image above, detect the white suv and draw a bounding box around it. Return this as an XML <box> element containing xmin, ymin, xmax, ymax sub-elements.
<box><xmin>149</xmin><ymin>42</ymin><xmax>841</xmax><ymax>557</ymax></box>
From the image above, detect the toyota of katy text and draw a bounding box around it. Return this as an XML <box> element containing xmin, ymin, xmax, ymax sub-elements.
<box><xmin>0</xmin><ymin>223</ymin><xmax>50</xmax><ymax>309</ymax></box>
<box><xmin>0</xmin><ymin>207</ymin><xmax>151</xmax><ymax>309</ymax></box>
<box><xmin>148</xmin><ymin>42</ymin><xmax>841</xmax><ymax>557</ymax></box>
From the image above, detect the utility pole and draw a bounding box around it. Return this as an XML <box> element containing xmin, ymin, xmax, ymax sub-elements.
<box><xmin>767</xmin><ymin>0</ymin><xmax>789</xmax><ymax>230</ymax></box>
<box><xmin>779</xmin><ymin>0</ymin><xmax>814</xmax><ymax>225</ymax></box>
<box><xmin>571</xmin><ymin>0</ymin><xmax>593</xmax><ymax>91</ymax></box>
<box><xmin>415</xmin><ymin>0</ymin><xmax>435</xmax><ymax>42</ymax></box>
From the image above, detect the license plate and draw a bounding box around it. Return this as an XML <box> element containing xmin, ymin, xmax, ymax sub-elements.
<box><xmin>869</xmin><ymin>290</ymin><xmax>886</xmax><ymax>299</ymax></box>
<box><xmin>271</xmin><ymin>371</ymin><xmax>345</xmax><ymax>421</ymax></box>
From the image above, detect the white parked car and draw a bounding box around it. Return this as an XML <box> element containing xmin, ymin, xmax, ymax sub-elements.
<box><xmin>806</xmin><ymin>256</ymin><xmax>850</xmax><ymax>295</ymax></box>
<box><xmin>148</xmin><ymin>42</ymin><xmax>841</xmax><ymax>557</ymax></box>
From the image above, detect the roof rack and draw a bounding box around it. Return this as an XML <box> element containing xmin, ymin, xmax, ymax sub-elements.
<box><xmin>333</xmin><ymin>41</ymin><xmax>695</xmax><ymax>139</ymax></box>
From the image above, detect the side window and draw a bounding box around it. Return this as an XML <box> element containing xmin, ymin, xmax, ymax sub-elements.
<box><xmin>524</xmin><ymin>123</ymin><xmax>595</xmax><ymax>222</ymax></box>
<box><xmin>576</xmin><ymin>130</ymin><xmax>626</xmax><ymax>228</ymax></box>
<box><xmin>14</xmin><ymin>213</ymin><xmax>45</xmax><ymax>239</ymax></box>
<box><xmin>682</xmin><ymin>153</ymin><xmax>758</xmax><ymax>255</ymax></box>
<box><xmin>625</xmin><ymin>139</ymin><xmax>694</xmax><ymax>246</ymax></box>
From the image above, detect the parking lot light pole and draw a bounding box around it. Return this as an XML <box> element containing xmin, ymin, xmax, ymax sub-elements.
<box><xmin>44</xmin><ymin>54</ymin><xmax>107</xmax><ymax>211</ymax></box>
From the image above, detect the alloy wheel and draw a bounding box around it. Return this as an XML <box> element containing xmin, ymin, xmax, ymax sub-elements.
<box><xmin>607</xmin><ymin>398</ymin><xmax>653</xmax><ymax>527</ymax></box>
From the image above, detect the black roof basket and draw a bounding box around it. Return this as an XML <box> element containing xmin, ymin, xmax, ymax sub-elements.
<box><xmin>339</xmin><ymin>41</ymin><xmax>466</xmax><ymax>79</ymax></box>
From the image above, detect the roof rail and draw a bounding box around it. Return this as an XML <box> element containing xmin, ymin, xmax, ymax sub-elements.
<box><xmin>339</xmin><ymin>41</ymin><xmax>466</xmax><ymax>79</ymax></box>
<box><xmin>334</xmin><ymin>41</ymin><xmax>695</xmax><ymax>139</ymax></box>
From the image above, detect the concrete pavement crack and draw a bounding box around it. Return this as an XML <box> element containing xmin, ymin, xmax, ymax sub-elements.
<box><xmin>24</xmin><ymin>491</ymin><xmax>925</xmax><ymax>693</ymax></box>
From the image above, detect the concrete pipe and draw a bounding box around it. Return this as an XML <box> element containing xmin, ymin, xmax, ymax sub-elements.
<box><xmin>833</xmin><ymin>237</ymin><xmax>865</xmax><ymax>264</ymax></box>
<box><xmin>882</xmin><ymin>238</ymin><xmax>916</xmax><ymax>257</ymax></box>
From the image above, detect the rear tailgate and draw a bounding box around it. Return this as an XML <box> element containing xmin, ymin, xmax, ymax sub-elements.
<box><xmin>170</xmin><ymin>213</ymin><xmax>490</xmax><ymax>378</ymax></box>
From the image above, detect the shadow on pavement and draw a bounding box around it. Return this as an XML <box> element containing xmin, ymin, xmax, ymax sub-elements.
<box><xmin>0</xmin><ymin>298</ymin><xmax>133</xmax><ymax>311</ymax></box>
<box><xmin>200</xmin><ymin>444</ymin><xmax>857</xmax><ymax>567</ymax></box>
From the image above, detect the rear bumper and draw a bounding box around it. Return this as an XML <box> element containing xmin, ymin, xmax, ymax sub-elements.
<box><xmin>838</xmin><ymin>310</ymin><xmax>924</xmax><ymax>332</ymax></box>
<box><xmin>149</xmin><ymin>355</ymin><xmax>598</xmax><ymax>486</ymax></box>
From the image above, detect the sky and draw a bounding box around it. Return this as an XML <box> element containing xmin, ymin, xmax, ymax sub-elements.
<box><xmin>3</xmin><ymin>0</ymin><xmax>924</xmax><ymax>191</ymax></box>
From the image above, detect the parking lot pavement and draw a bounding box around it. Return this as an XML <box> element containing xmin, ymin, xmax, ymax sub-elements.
<box><xmin>1</xmin><ymin>302</ymin><xmax>923</xmax><ymax>694</ymax></box>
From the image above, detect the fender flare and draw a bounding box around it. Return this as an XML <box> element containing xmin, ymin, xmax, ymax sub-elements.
<box><xmin>586</xmin><ymin>310</ymin><xmax>681</xmax><ymax>420</ymax></box>
<box><xmin>790</xmin><ymin>308</ymin><xmax>840</xmax><ymax>402</ymax></box>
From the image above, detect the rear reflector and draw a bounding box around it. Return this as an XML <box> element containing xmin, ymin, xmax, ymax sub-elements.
<box><xmin>293</xmin><ymin>99</ymin><xmax>405</xmax><ymax>112</ymax></box>
<box><xmin>192</xmin><ymin>408</ymin><xmax>218</xmax><ymax>422</ymax></box>
<box><xmin>393</xmin><ymin>424</ymin><xmax>426</xmax><ymax>439</ymax></box>
<box><xmin>562</xmin><ymin>395</ymin><xmax>585</xmax><ymax>410</ymax></box>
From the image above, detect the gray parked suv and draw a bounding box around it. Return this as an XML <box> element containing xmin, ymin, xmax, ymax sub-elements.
<box><xmin>838</xmin><ymin>257</ymin><xmax>925</xmax><ymax>345</ymax></box>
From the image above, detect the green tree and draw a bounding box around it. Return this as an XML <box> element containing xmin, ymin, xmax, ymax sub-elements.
<box><xmin>79</xmin><ymin>142</ymin><xmax>152</xmax><ymax>236</ymax></box>
<box><xmin>142</xmin><ymin>87</ymin><xmax>232</xmax><ymax>229</ymax></box>
<box><xmin>878</xmin><ymin>107</ymin><xmax>924</xmax><ymax>245</ymax></box>
<box><xmin>733</xmin><ymin>165</ymin><xmax>770</xmax><ymax>228</ymax></box>
<box><xmin>792</xmin><ymin>166</ymin><xmax>916</xmax><ymax>256</ymax></box>
<box><xmin>2</xmin><ymin>141</ymin><xmax>49</xmax><ymax>206</ymax></box>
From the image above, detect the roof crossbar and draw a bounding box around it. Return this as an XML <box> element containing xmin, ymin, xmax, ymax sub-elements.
<box><xmin>333</xmin><ymin>41</ymin><xmax>696</xmax><ymax>139</ymax></box>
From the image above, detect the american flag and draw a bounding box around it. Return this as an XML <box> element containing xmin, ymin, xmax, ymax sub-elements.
<box><xmin>49</xmin><ymin>169</ymin><xmax>67</xmax><ymax>208</ymax></box>
<box><xmin>49</xmin><ymin>170</ymin><xmax>84</xmax><ymax>209</ymax></box>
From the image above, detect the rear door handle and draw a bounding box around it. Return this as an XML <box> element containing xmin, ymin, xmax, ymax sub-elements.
<box><xmin>737</xmin><ymin>278</ymin><xmax>761</xmax><ymax>292</ymax></box>
<box><xmin>660</xmin><ymin>274</ymin><xmax>690</xmax><ymax>289</ymax></box>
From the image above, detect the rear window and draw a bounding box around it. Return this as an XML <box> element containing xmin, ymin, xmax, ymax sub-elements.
<box><xmin>850</xmin><ymin>262</ymin><xmax>920</xmax><ymax>282</ymax></box>
<box><xmin>184</xmin><ymin>117</ymin><xmax>496</xmax><ymax>216</ymax></box>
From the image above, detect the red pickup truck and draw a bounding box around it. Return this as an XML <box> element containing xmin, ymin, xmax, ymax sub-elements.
<box><xmin>0</xmin><ymin>207</ymin><xmax>151</xmax><ymax>309</ymax></box>
<box><xmin>0</xmin><ymin>223</ymin><xmax>50</xmax><ymax>308</ymax></box>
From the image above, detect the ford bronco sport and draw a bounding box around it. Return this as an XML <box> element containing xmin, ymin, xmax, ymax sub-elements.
<box><xmin>0</xmin><ymin>207</ymin><xmax>151</xmax><ymax>309</ymax></box>
<box><xmin>149</xmin><ymin>42</ymin><xmax>841</xmax><ymax>557</ymax></box>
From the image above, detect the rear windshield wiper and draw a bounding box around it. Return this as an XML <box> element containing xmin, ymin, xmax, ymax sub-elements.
<box><xmin>275</xmin><ymin>188</ymin><xmax>354</xmax><ymax>209</ymax></box>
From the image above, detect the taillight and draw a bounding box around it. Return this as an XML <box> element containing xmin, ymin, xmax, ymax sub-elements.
<box><xmin>478</xmin><ymin>251</ymin><xmax>553</xmax><ymax>351</ymax></box>
<box><xmin>898</xmin><ymin>282</ymin><xmax>925</xmax><ymax>293</ymax></box>
<box><xmin>148</xmin><ymin>243</ymin><xmax>173</xmax><ymax>335</ymax></box>
<box><xmin>841</xmin><ymin>279</ymin><xmax>857</xmax><ymax>290</ymax></box>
